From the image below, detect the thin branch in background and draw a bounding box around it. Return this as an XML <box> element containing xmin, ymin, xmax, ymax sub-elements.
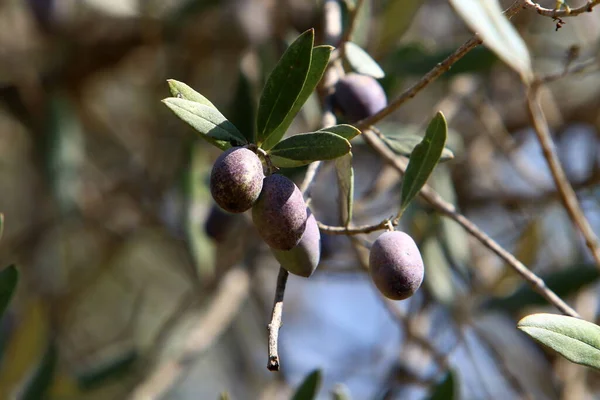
<box><xmin>537</xmin><ymin>56</ymin><xmax>600</xmax><ymax>85</ymax></box>
<box><xmin>267</xmin><ymin>267</ymin><xmax>289</xmax><ymax>371</ymax></box>
<box><xmin>525</xmin><ymin>84</ymin><xmax>600</xmax><ymax>267</ymax></box>
<box><xmin>523</xmin><ymin>0</ymin><xmax>600</xmax><ymax>17</ymax></box>
<box><xmin>360</xmin><ymin>129</ymin><xmax>580</xmax><ymax>318</ymax></box>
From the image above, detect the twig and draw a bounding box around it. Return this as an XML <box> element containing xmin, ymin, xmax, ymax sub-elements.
<box><xmin>523</xmin><ymin>0</ymin><xmax>600</xmax><ymax>17</ymax></box>
<box><xmin>525</xmin><ymin>85</ymin><xmax>600</xmax><ymax>267</ymax></box>
<box><xmin>317</xmin><ymin>218</ymin><xmax>396</xmax><ymax>235</ymax></box>
<box><xmin>354</xmin><ymin>1</ymin><xmax>524</xmax><ymax>130</ymax></box>
<box><xmin>338</xmin><ymin>0</ymin><xmax>365</xmax><ymax>60</ymax></box>
<box><xmin>536</xmin><ymin>57</ymin><xmax>600</xmax><ymax>85</ymax></box>
<box><xmin>130</xmin><ymin>267</ymin><xmax>250</xmax><ymax>399</ymax></box>
<box><xmin>360</xmin><ymin>129</ymin><xmax>580</xmax><ymax>318</ymax></box>
<box><xmin>267</xmin><ymin>267</ymin><xmax>289</xmax><ymax>371</ymax></box>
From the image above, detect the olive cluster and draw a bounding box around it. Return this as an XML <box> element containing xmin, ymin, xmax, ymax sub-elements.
<box><xmin>209</xmin><ymin>147</ymin><xmax>320</xmax><ymax>278</ymax></box>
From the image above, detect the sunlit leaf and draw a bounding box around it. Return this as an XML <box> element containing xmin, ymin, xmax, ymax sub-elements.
<box><xmin>292</xmin><ymin>369</ymin><xmax>322</xmax><ymax>400</ymax></box>
<box><xmin>449</xmin><ymin>0</ymin><xmax>533</xmax><ymax>83</ymax></box>
<box><xmin>0</xmin><ymin>265</ymin><xmax>18</xmax><ymax>318</ymax></box>
<box><xmin>20</xmin><ymin>340</ymin><xmax>57</xmax><ymax>400</ymax></box>
<box><xmin>163</xmin><ymin>97</ymin><xmax>247</xmax><ymax>150</ymax></box>
<box><xmin>335</xmin><ymin>153</ymin><xmax>354</xmax><ymax>226</ymax></box>
<box><xmin>262</xmin><ymin>44</ymin><xmax>333</xmax><ymax>150</ymax></box>
<box><xmin>518</xmin><ymin>313</ymin><xmax>600</xmax><ymax>370</ymax></box>
<box><xmin>167</xmin><ymin>79</ymin><xmax>217</xmax><ymax>109</ymax></box>
<box><xmin>400</xmin><ymin>112</ymin><xmax>447</xmax><ymax>213</ymax></box>
<box><xmin>269</xmin><ymin>132</ymin><xmax>351</xmax><ymax>168</ymax></box>
<box><xmin>257</xmin><ymin>29</ymin><xmax>314</xmax><ymax>147</ymax></box>
<box><xmin>320</xmin><ymin>124</ymin><xmax>361</xmax><ymax>141</ymax></box>
<box><xmin>344</xmin><ymin>42</ymin><xmax>385</xmax><ymax>79</ymax></box>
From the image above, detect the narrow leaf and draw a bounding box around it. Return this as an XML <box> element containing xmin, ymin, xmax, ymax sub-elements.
<box><xmin>77</xmin><ymin>350</ymin><xmax>138</xmax><ymax>390</ymax></box>
<box><xmin>292</xmin><ymin>369</ymin><xmax>322</xmax><ymax>400</ymax></box>
<box><xmin>269</xmin><ymin>132</ymin><xmax>351</xmax><ymax>168</ymax></box>
<box><xmin>320</xmin><ymin>124</ymin><xmax>361</xmax><ymax>141</ymax></box>
<box><xmin>344</xmin><ymin>42</ymin><xmax>385</xmax><ymax>79</ymax></box>
<box><xmin>229</xmin><ymin>68</ymin><xmax>256</xmax><ymax>143</ymax></box>
<box><xmin>262</xmin><ymin>44</ymin><xmax>333</xmax><ymax>150</ymax></box>
<box><xmin>257</xmin><ymin>29</ymin><xmax>314</xmax><ymax>147</ymax></box>
<box><xmin>400</xmin><ymin>112</ymin><xmax>447</xmax><ymax>212</ymax></box>
<box><xmin>167</xmin><ymin>79</ymin><xmax>217</xmax><ymax>108</ymax></box>
<box><xmin>383</xmin><ymin>135</ymin><xmax>454</xmax><ymax>162</ymax></box>
<box><xmin>20</xmin><ymin>340</ymin><xmax>58</xmax><ymax>400</ymax></box>
<box><xmin>0</xmin><ymin>265</ymin><xmax>18</xmax><ymax>318</ymax></box>
<box><xmin>335</xmin><ymin>153</ymin><xmax>354</xmax><ymax>226</ymax></box>
<box><xmin>427</xmin><ymin>370</ymin><xmax>457</xmax><ymax>400</ymax></box>
<box><xmin>163</xmin><ymin>97</ymin><xmax>247</xmax><ymax>150</ymax></box>
<box><xmin>0</xmin><ymin>213</ymin><xmax>4</xmax><ymax>242</ymax></box>
<box><xmin>449</xmin><ymin>0</ymin><xmax>532</xmax><ymax>83</ymax></box>
<box><xmin>518</xmin><ymin>313</ymin><xmax>600</xmax><ymax>370</ymax></box>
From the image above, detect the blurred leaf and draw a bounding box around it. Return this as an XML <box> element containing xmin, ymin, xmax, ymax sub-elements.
<box><xmin>344</xmin><ymin>42</ymin><xmax>385</xmax><ymax>79</ymax></box>
<box><xmin>257</xmin><ymin>29</ymin><xmax>314</xmax><ymax>148</ymax></box>
<box><xmin>262</xmin><ymin>44</ymin><xmax>333</xmax><ymax>150</ymax></box>
<box><xmin>167</xmin><ymin>80</ymin><xmax>217</xmax><ymax>109</ymax></box>
<box><xmin>377</xmin><ymin>0</ymin><xmax>422</xmax><ymax>53</ymax></box>
<box><xmin>449</xmin><ymin>0</ymin><xmax>532</xmax><ymax>83</ymax></box>
<box><xmin>229</xmin><ymin>68</ymin><xmax>256</xmax><ymax>143</ymax></box>
<box><xmin>427</xmin><ymin>370</ymin><xmax>457</xmax><ymax>400</ymax></box>
<box><xmin>0</xmin><ymin>213</ymin><xmax>3</xmax><ymax>242</ymax></box>
<box><xmin>20</xmin><ymin>340</ymin><xmax>57</xmax><ymax>400</ymax></box>
<box><xmin>422</xmin><ymin>237</ymin><xmax>455</xmax><ymax>305</ymax></box>
<box><xmin>292</xmin><ymin>369</ymin><xmax>322</xmax><ymax>400</ymax></box>
<box><xmin>484</xmin><ymin>264</ymin><xmax>599</xmax><ymax>313</ymax></box>
<box><xmin>0</xmin><ymin>265</ymin><xmax>18</xmax><ymax>318</ymax></box>
<box><xmin>269</xmin><ymin>132</ymin><xmax>351</xmax><ymax>168</ymax></box>
<box><xmin>518</xmin><ymin>313</ymin><xmax>600</xmax><ymax>370</ymax></box>
<box><xmin>383</xmin><ymin>135</ymin><xmax>454</xmax><ymax>162</ymax></box>
<box><xmin>320</xmin><ymin>124</ymin><xmax>361</xmax><ymax>141</ymax></box>
<box><xmin>335</xmin><ymin>153</ymin><xmax>354</xmax><ymax>227</ymax></box>
<box><xmin>331</xmin><ymin>383</ymin><xmax>352</xmax><ymax>400</ymax></box>
<box><xmin>400</xmin><ymin>112</ymin><xmax>447</xmax><ymax>213</ymax></box>
<box><xmin>77</xmin><ymin>350</ymin><xmax>138</xmax><ymax>390</ymax></box>
<box><xmin>351</xmin><ymin>0</ymin><xmax>372</xmax><ymax>48</ymax></box>
<box><xmin>163</xmin><ymin>98</ymin><xmax>247</xmax><ymax>150</ymax></box>
<box><xmin>219</xmin><ymin>392</ymin><xmax>230</xmax><ymax>400</ymax></box>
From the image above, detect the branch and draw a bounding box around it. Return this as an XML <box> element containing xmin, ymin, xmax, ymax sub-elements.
<box><xmin>317</xmin><ymin>218</ymin><xmax>396</xmax><ymax>235</ymax></box>
<box><xmin>523</xmin><ymin>0</ymin><xmax>600</xmax><ymax>17</ymax></box>
<box><xmin>360</xmin><ymin>129</ymin><xmax>580</xmax><ymax>318</ymax></box>
<box><xmin>267</xmin><ymin>267</ymin><xmax>289</xmax><ymax>371</ymax></box>
<box><xmin>525</xmin><ymin>85</ymin><xmax>600</xmax><ymax>267</ymax></box>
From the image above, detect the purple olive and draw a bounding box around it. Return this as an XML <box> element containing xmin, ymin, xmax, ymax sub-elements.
<box><xmin>369</xmin><ymin>231</ymin><xmax>424</xmax><ymax>300</ymax></box>
<box><xmin>333</xmin><ymin>73</ymin><xmax>387</xmax><ymax>122</ymax></box>
<box><xmin>272</xmin><ymin>210</ymin><xmax>321</xmax><ymax>277</ymax></box>
<box><xmin>210</xmin><ymin>147</ymin><xmax>264</xmax><ymax>213</ymax></box>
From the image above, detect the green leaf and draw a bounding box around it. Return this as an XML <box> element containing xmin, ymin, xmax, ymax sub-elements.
<box><xmin>484</xmin><ymin>264</ymin><xmax>599</xmax><ymax>313</ymax></box>
<box><xmin>163</xmin><ymin>97</ymin><xmax>247</xmax><ymax>150</ymax></box>
<box><xmin>292</xmin><ymin>369</ymin><xmax>322</xmax><ymax>400</ymax></box>
<box><xmin>229</xmin><ymin>68</ymin><xmax>256</xmax><ymax>143</ymax></box>
<box><xmin>320</xmin><ymin>124</ymin><xmax>361</xmax><ymax>141</ymax></box>
<box><xmin>261</xmin><ymin>44</ymin><xmax>333</xmax><ymax>150</ymax></box>
<box><xmin>0</xmin><ymin>213</ymin><xmax>4</xmax><ymax>242</ymax></box>
<box><xmin>257</xmin><ymin>29</ymin><xmax>315</xmax><ymax>148</ymax></box>
<box><xmin>449</xmin><ymin>0</ymin><xmax>532</xmax><ymax>83</ymax></box>
<box><xmin>269</xmin><ymin>132</ymin><xmax>351</xmax><ymax>168</ymax></box>
<box><xmin>427</xmin><ymin>370</ymin><xmax>457</xmax><ymax>400</ymax></box>
<box><xmin>518</xmin><ymin>313</ymin><xmax>600</xmax><ymax>370</ymax></box>
<box><xmin>382</xmin><ymin>135</ymin><xmax>454</xmax><ymax>162</ymax></box>
<box><xmin>344</xmin><ymin>42</ymin><xmax>385</xmax><ymax>79</ymax></box>
<box><xmin>167</xmin><ymin>79</ymin><xmax>217</xmax><ymax>108</ymax></box>
<box><xmin>335</xmin><ymin>153</ymin><xmax>354</xmax><ymax>227</ymax></box>
<box><xmin>77</xmin><ymin>350</ymin><xmax>138</xmax><ymax>390</ymax></box>
<box><xmin>0</xmin><ymin>265</ymin><xmax>18</xmax><ymax>318</ymax></box>
<box><xmin>400</xmin><ymin>112</ymin><xmax>447</xmax><ymax>213</ymax></box>
<box><xmin>20</xmin><ymin>340</ymin><xmax>58</xmax><ymax>400</ymax></box>
<box><xmin>377</xmin><ymin>0</ymin><xmax>423</xmax><ymax>53</ymax></box>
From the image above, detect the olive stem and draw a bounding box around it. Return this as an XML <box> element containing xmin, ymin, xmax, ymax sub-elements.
<box><xmin>317</xmin><ymin>218</ymin><xmax>397</xmax><ymax>235</ymax></box>
<box><xmin>522</xmin><ymin>0</ymin><xmax>600</xmax><ymax>17</ymax></box>
<box><xmin>267</xmin><ymin>266</ymin><xmax>289</xmax><ymax>371</ymax></box>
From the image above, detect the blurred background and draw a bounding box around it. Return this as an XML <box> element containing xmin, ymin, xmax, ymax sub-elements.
<box><xmin>1</xmin><ymin>0</ymin><xmax>600</xmax><ymax>399</ymax></box>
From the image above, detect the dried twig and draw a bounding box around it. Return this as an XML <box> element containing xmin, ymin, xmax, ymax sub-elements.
<box><xmin>523</xmin><ymin>0</ymin><xmax>600</xmax><ymax>17</ymax></box>
<box><xmin>267</xmin><ymin>267</ymin><xmax>289</xmax><ymax>371</ymax></box>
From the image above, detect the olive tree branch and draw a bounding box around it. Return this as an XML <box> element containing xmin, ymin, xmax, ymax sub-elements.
<box><xmin>360</xmin><ymin>129</ymin><xmax>580</xmax><ymax>318</ymax></box>
<box><xmin>525</xmin><ymin>84</ymin><xmax>600</xmax><ymax>267</ymax></box>
<box><xmin>522</xmin><ymin>0</ymin><xmax>600</xmax><ymax>17</ymax></box>
<box><xmin>317</xmin><ymin>218</ymin><xmax>397</xmax><ymax>235</ymax></box>
<box><xmin>267</xmin><ymin>267</ymin><xmax>289</xmax><ymax>371</ymax></box>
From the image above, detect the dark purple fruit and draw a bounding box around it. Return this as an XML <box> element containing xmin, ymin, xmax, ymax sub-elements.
<box><xmin>204</xmin><ymin>204</ymin><xmax>241</xmax><ymax>243</ymax></box>
<box><xmin>272</xmin><ymin>210</ymin><xmax>321</xmax><ymax>277</ymax></box>
<box><xmin>369</xmin><ymin>231</ymin><xmax>424</xmax><ymax>300</ymax></box>
<box><xmin>252</xmin><ymin>174</ymin><xmax>308</xmax><ymax>250</ymax></box>
<box><xmin>210</xmin><ymin>147</ymin><xmax>264</xmax><ymax>213</ymax></box>
<box><xmin>333</xmin><ymin>73</ymin><xmax>387</xmax><ymax>122</ymax></box>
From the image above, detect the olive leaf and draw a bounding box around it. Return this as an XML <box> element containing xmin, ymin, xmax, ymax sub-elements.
<box><xmin>163</xmin><ymin>97</ymin><xmax>247</xmax><ymax>150</ymax></box>
<box><xmin>335</xmin><ymin>153</ymin><xmax>354</xmax><ymax>226</ymax></box>
<box><xmin>229</xmin><ymin>67</ymin><xmax>256</xmax><ymax>143</ymax></box>
<box><xmin>292</xmin><ymin>369</ymin><xmax>322</xmax><ymax>400</ymax></box>
<box><xmin>0</xmin><ymin>265</ymin><xmax>18</xmax><ymax>318</ymax></box>
<box><xmin>269</xmin><ymin>132</ymin><xmax>351</xmax><ymax>168</ymax></box>
<box><xmin>261</xmin><ymin>44</ymin><xmax>333</xmax><ymax>150</ymax></box>
<box><xmin>399</xmin><ymin>111</ymin><xmax>448</xmax><ymax>213</ymax></box>
<box><xmin>518</xmin><ymin>313</ymin><xmax>600</xmax><ymax>370</ymax></box>
<box><xmin>256</xmin><ymin>29</ymin><xmax>314</xmax><ymax>148</ymax></box>
<box><xmin>344</xmin><ymin>42</ymin><xmax>385</xmax><ymax>79</ymax></box>
<box><xmin>383</xmin><ymin>135</ymin><xmax>454</xmax><ymax>162</ymax></box>
<box><xmin>167</xmin><ymin>79</ymin><xmax>218</xmax><ymax>108</ymax></box>
<box><xmin>77</xmin><ymin>350</ymin><xmax>138</xmax><ymax>390</ymax></box>
<box><xmin>320</xmin><ymin>124</ymin><xmax>361</xmax><ymax>141</ymax></box>
<box><xmin>20</xmin><ymin>340</ymin><xmax>58</xmax><ymax>400</ymax></box>
<box><xmin>427</xmin><ymin>370</ymin><xmax>457</xmax><ymax>400</ymax></box>
<box><xmin>0</xmin><ymin>213</ymin><xmax>3</xmax><ymax>242</ymax></box>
